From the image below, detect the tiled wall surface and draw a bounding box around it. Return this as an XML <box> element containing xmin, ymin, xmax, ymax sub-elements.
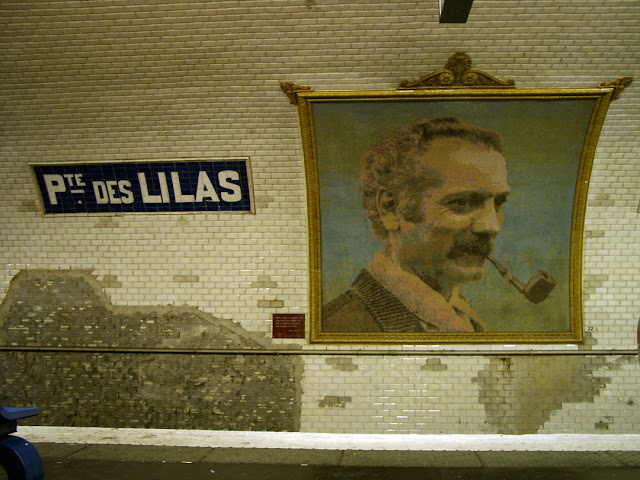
<box><xmin>302</xmin><ymin>354</ymin><xmax>640</xmax><ymax>434</ymax></box>
<box><xmin>1</xmin><ymin>0</ymin><xmax>639</xmax><ymax>434</ymax></box>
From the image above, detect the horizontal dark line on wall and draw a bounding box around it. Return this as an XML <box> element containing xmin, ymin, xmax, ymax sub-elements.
<box><xmin>0</xmin><ymin>346</ymin><xmax>636</xmax><ymax>356</ymax></box>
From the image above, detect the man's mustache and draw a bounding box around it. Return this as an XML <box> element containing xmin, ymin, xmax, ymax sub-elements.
<box><xmin>447</xmin><ymin>236</ymin><xmax>495</xmax><ymax>258</ymax></box>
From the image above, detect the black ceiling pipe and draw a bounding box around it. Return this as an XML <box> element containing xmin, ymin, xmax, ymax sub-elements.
<box><xmin>439</xmin><ymin>0</ymin><xmax>474</xmax><ymax>23</ymax></box>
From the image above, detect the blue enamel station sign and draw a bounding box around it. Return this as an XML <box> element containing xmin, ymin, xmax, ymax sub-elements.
<box><xmin>31</xmin><ymin>159</ymin><xmax>253</xmax><ymax>214</ymax></box>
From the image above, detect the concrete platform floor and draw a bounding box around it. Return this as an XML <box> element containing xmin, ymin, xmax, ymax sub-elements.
<box><xmin>4</xmin><ymin>428</ymin><xmax>640</xmax><ymax>479</ymax></box>
<box><xmin>29</xmin><ymin>459</ymin><xmax>640</xmax><ymax>480</ymax></box>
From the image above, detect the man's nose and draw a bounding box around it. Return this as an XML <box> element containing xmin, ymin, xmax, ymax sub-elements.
<box><xmin>472</xmin><ymin>202</ymin><xmax>501</xmax><ymax>235</ymax></box>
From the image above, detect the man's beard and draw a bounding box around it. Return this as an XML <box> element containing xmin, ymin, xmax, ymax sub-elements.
<box><xmin>447</xmin><ymin>234</ymin><xmax>495</xmax><ymax>259</ymax></box>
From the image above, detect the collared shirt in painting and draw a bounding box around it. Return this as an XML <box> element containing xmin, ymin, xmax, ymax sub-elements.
<box><xmin>322</xmin><ymin>252</ymin><xmax>486</xmax><ymax>333</ymax></box>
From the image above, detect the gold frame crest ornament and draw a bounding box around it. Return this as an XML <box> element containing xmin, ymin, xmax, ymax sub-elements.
<box><xmin>283</xmin><ymin>53</ymin><xmax>631</xmax><ymax>345</ymax></box>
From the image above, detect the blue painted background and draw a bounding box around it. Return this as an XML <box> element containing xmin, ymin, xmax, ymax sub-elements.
<box><xmin>313</xmin><ymin>98</ymin><xmax>597</xmax><ymax>332</ymax></box>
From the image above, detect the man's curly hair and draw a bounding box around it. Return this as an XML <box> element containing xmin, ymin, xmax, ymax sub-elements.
<box><xmin>360</xmin><ymin>117</ymin><xmax>504</xmax><ymax>239</ymax></box>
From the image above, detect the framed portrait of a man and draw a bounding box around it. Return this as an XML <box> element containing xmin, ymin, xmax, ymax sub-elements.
<box><xmin>290</xmin><ymin>81</ymin><xmax>620</xmax><ymax>344</ymax></box>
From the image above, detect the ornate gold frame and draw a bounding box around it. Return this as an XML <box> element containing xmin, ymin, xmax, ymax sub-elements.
<box><xmin>284</xmin><ymin>54</ymin><xmax>631</xmax><ymax>345</ymax></box>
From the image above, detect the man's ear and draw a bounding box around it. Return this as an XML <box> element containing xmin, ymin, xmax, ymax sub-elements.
<box><xmin>376</xmin><ymin>188</ymin><xmax>400</xmax><ymax>232</ymax></box>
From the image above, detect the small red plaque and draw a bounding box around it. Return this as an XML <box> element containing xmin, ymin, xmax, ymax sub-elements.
<box><xmin>272</xmin><ymin>313</ymin><xmax>306</xmax><ymax>339</ymax></box>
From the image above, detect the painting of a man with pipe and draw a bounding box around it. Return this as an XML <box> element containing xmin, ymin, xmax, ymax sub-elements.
<box><xmin>293</xmin><ymin>87</ymin><xmax>613</xmax><ymax>343</ymax></box>
<box><xmin>322</xmin><ymin>117</ymin><xmax>555</xmax><ymax>334</ymax></box>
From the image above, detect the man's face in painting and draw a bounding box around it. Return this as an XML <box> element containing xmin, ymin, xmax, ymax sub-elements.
<box><xmin>387</xmin><ymin>136</ymin><xmax>510</xmax><ymax>297</ymax></box>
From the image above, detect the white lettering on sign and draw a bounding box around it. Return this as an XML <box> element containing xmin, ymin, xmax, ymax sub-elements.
<box><xmin>93</xmin><ymin>180</ymin><xmax>134</xmax><ymax>204</ymax></box>
<box><xmin>219</xmin><ymin>170</ymin><xmax>242</xmax><ymax>202</ymax></box>
<box><xmin>60</xmin><ymin>173</ymin><xmax>85</xmax><ymax>187</ymax></box>
<box><xmin>118</xmin><ymin>180</ymin><xmax>134</xmax><ymax>204</ymax></box>
<box><xmin>137</xmin><ymin>173</ymin><xmax>159</xmax><ymax>203</ymax></box>
<box><xmin>171</xmin><ymin>172</ymin><xmax>195</xmax><ymax>203</ymax></box>
<box><xmin>158</xmin><ymin>172</ymin><xmax>170</xmax><ymax>203</ymax></box>
<box><xmin>43</xmin><ymin>174</ymin><xmax>66</xmax><ymax>205</ymax></box>
<box><xmin>195</xmin><ymin>171</ymin><xmax>220</xmax><ymax>202</ymax></box>
<box><xmin>106</xmin><ymin>181</ymin><xmax>121</xmax><ymax>204</ymax></box>
<box><xmin>138</xmin><ymin>172</ymin><xmax>171</xmax><ymax>204</ymax></box>
<box><xmin>135</xmin><ymin>171</ymin><xmax>242</xmax><ymax>204</ymax></box>
<box><xmin>93</xmin><ymin>182</ymin><xmax>108</xmax><ymax>204</ymax></box>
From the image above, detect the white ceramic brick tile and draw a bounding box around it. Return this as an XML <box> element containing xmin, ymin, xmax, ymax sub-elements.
<box><xmin>1</xmin><ymin>0</ymin><xmax>639</xmax><ymax>434</ymax></box>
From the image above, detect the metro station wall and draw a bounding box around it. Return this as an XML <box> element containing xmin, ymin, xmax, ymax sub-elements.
<box><xmin>1</xmin><ymin>0</ymin><xmax>639</xmax><ymax>434</ymax></box>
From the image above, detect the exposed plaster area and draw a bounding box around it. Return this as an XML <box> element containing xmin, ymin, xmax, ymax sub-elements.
<box><xmin>473</xmin><ymin>356</ymin><xmax>634</xmax><ymax>434</ymax></box>
<box><xmin>1</xmin><ymin>269</ymin><xmax>302</xmax><ymax>431</ymax></box>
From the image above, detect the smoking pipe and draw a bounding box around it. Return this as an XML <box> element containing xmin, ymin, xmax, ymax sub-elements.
<box><xmin>487</xmin><ymin>255</ymin><xmax>556</xmax><ymax>304</ymax></box>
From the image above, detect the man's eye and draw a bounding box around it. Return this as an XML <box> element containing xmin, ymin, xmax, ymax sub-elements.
<box><xmin>494</xmin><ymin>194</ymin><xmax>509</xmax><ymax>210</ymax></box>
<box><xmin>446</xmin><ymin>197</ymin><xmax>479</xmax><ymax>211</ymax></box>
<box><xmin>451</xmin><ymin>199</ymin><xmax>472</xmax><ymax>207</ymax></box>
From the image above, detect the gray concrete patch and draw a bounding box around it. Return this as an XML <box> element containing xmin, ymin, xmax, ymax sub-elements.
<box><xmin>32</xmin><ymin>442</ymin><xmax>88</xmax><ymax>458</ymax></box>
<box><xmin>421</xmin><ymin>358</ymin><xmax>448</xmax><ymax>371</ymax></box>
<box><xmin>318</xmin><ymin>395</ymin><xmax>351</xmax><ymax>408</ymax></box>
<box><xmin>476</xmin><ymin>451</ymin><xmax>625</xmax><ymax>468</ymax></box>
<box><xmin>340</xmin><ymin>450</ymin><xmax>482</xmax><ymax>467</ymax></box>
<box><xmin>607</xmin><ymin>451</ymin><xmax>640</xmax><ymax>466</ymax></box>
<box><xmin>200</xmin><ymin>447</ymin><xmax>343</xmax><ymax>465</ymax></box>
<box><xmin>326</xmin><ymin>357</ymin><xmax>358</xmax><ymax>371</ymax></box>
<box><xmin>473</xmin><ymin>356</ymin><xmax>620</xmax><ymax>434</ymax></box>
<box><xmin>1</xmin><ymin>269</ymin><xmax>302</xmax><ymax>432</ymax></box>
<box><xmin>66</xmin><ymin>444</ymin><xmax>213</xmax><ymax>463</ymax></box>
<box><xmin>0</xmin><ymin>269</ymin><xmax>270</xmax><ymax>350</ymax></box>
